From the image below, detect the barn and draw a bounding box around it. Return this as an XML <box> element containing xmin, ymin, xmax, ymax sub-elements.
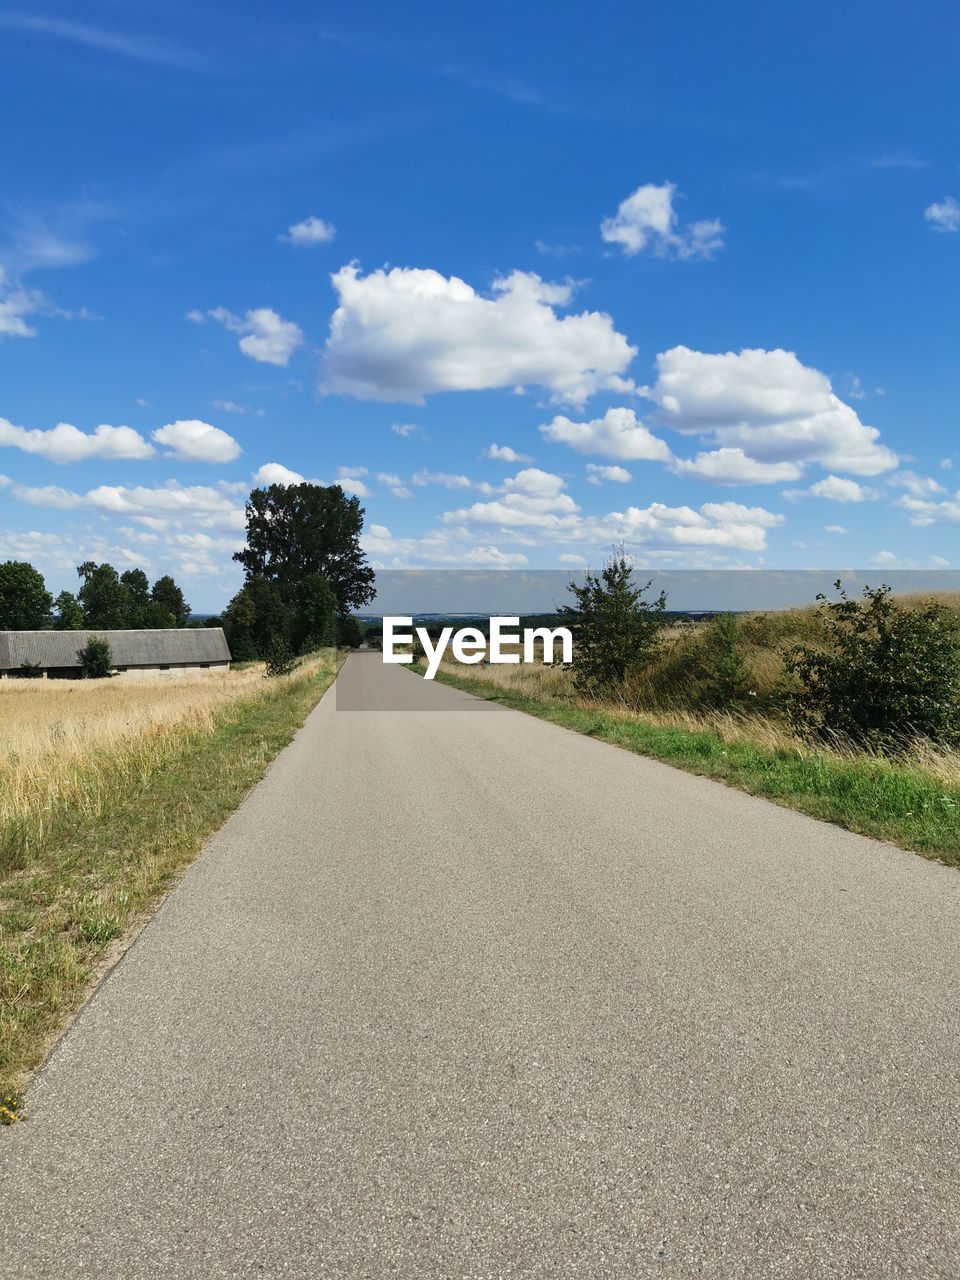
<box><xmin>0</xmin><ymin>628</ymin><xmax>232</xmax><ymax>680</ymax></box>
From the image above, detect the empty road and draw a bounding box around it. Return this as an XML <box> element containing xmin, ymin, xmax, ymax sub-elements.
<box><xmin>2</xmin><ymin>653</ymin><xmax>959</xmax><ymax>1278</ymax></box>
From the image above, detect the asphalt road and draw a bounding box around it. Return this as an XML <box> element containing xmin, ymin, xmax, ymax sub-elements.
<box><xmin>2</xmin><ymin>653</ymin><xmax>959</xmax><ymax>1278</ymax></box>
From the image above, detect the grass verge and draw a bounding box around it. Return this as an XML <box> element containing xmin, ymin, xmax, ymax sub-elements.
<box><xmin>0</xmin><ymin>653</ymin><xmax>343</xmax><ymax>1121</ymax></box>
<box><xmin>416</xmin><ymin>664</ymin><xmax>960</xmax><ymax>868</ymax></box>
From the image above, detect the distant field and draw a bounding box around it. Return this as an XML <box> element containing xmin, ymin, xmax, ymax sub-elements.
<box><xmin>0</xmin><ymin>651</ymin><xmax>343</xmax><ymax>1119</ymax></box>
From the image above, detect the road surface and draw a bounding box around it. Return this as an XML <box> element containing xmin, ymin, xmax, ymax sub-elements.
<box><xmin>2</xmin><ymin>653</ymin><xmax>959</xmax><ymax>1278</ymax></box>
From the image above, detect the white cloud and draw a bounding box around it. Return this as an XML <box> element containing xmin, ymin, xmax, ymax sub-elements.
<box><xmin>0</xmin><ymin>268</ymin><xmax>42</xmax><ymax>339</ymax></box>
<box><xmin>8</xmin><ymin>479</ymin><xmax>245</xmax><ymax>530</ymax></box>
<box><xmin>376</xmin><ymin>472</ymin><xmax>413</xmax><ymax>498</ymax></box>
<box><xmin>0</xmin><ymin>415</ymin><xmax>154</xmax><ymax>463</ymax></box>
<box><xmin>886</xmin><ymin>470</ymin><xmax>945</xmax><ymax>498</ymax></box>
<box><xmin>540</xmin><ymin>406</ymin><xmax>671</xmax><ymax>462</ymax></box>
<box><xmin>152</xmin><ymin>419</ymin><xmax>241</xmax><ymax>464</ymax></box>
<box><xmin>362</xmin><ymin>523</ymin><xmax>528</xmax><ymax>569</ymax></box>
<box><xmin>700</xmin><ymin>502</ymin><xmax>784</xmax><ymax>528</ymax></box>
<box><xmin>444</xmin><ymin>468</ymin><xmax>579</xmax><ymax>529</ymax></box>
<box><xmin>893</xmin><ymin>491</ymin><xmax>960</xmax><ymax>526</ymax></box>
<box><xmin>586</xmin><ymin>463</ymin><xmax>632</xmax><ymax>484</ymax></box>
<box><xmin>252</xmin><ymin>462</ymin><xmax>304</xmax><ymax>486</ymax></box>
<box><xmin>924</xmin><ymin>197</ymin><xmax>960</xmax><ymax>233</ymax></box>
<box><xmin>784</xmin><ymin>475</ymin><xmax>875</xmax><ymax>502</ymax></box>
<box><xmin>335</xmin><ymin>466</ymin><xmax>371</xmax><ymax>497</ymax></box>
<box><xmin>671</xmin><ymin>447</ymin><xmax>803</xmax><ymax>485</ymax></box>
<box><xmin>485</xmin><ymin>443</ymin><xmax>532</xmax><ymax>463</ymax></box>
<box><xmin>213</xmin><ymin>399</ymin><xmax>264</xmax><ymax>417</ymax></box>
<box><xmin>201</xmin><ymin>306</ymin><xmax>304</xmax><ymax>366</ymax></box>
<box><xmin>825</xmin><ymin>524</ymin><xmax>848</xmax><ymax>534</ymax></box>
<box><xmin>321</xmin><ymin>264</ymin><xmax>636</xmax><ymax>406</ymax></box>
<box><xmin>412</xmin><ymin>469</ymin><xmax>473</xmax><ymax>490</ymax></box>
<box><xmin>600</xmin><ymin>182</ymin><xmax>724</xmax><ymax>260</ymax></box>
<box><xmin>279</xmin><ymin>216</ymin><xmax>336</xmax><ymax>247</ymax></box>
<box><xmin>646</xmin><ymin>346</ymin><xmax>898</xmax><ymax>476</ymax></box>
<box><xmin>391</xmin><ymin>422</ymin><xmax>420</xmax><ymax>437</ymax></box>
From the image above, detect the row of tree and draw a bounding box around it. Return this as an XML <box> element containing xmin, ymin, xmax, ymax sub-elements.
<box><xmin>0</xmin><ymin>560</ymin><xmax>191</xmax><ymax>631</ymax></box>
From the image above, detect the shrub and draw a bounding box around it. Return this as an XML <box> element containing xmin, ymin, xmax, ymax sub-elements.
<box><xmin>17</xmin><ymin>663</ymin><xmax>44</xmax><ymax>680</ymax></box>
<box><xmin>787</xmin><ymin>582</ymin><xmax>960</xmax><ymax>749</ymax></box>
<box><xmin>264</xmin><ymin>636</ymin><xmax>296</xmax><ymax>677</ymax></box>
<box><xmin>558</xmin><ymin>550</ymin><xmax>666</xmax><ymax>696</ymax></box>
<box><xmin>77</xmin><ymin>638</ymin><xmax>112</xmax><ymax>680</ymax></box>
<box><xmin>705</xmin><ymin>612</ymin><xmax>750</xmax><ymax>707</ymax></box>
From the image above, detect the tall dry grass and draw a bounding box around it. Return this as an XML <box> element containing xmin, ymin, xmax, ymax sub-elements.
<box><xmin>0</xmin><ymin>655</ymin><xmax>331</xmax><ymax>869</ymax></box>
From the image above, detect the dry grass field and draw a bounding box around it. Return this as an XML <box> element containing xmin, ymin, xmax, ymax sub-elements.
<box><xmin>1</xmin><ymin>664</ymin><xmax>278</xmax><ymax>862</ymax></box>
<box><xmin>0</xmin><ymin>651</ymin><xmax>343</xmax><ymax>1117</ymax></box>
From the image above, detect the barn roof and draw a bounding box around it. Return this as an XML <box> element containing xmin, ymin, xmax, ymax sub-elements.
<box><xmin>0</xmin><ymin>628</ymin><xmax>231</xmax><ymax>671</ymax></box>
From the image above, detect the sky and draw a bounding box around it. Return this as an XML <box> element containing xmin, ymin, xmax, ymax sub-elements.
<box><xmin>1</xmin><ymin>0</ymin><xmax>958</xmax><ymax>610</ymax></box>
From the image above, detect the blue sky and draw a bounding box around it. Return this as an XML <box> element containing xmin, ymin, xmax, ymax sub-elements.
<box><xmin>1</xmin><ymin>0</ymin><xmax>958</xmax><ymax>609</ymax></box>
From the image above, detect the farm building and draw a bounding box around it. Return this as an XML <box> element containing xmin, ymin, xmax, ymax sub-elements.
<box><xmin>0</xmin><ymin>628</ymin><xmax>232</xmax><ymax>680</ymax></box>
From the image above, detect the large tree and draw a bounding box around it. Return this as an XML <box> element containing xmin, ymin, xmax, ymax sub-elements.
<box><xmin>233</xmin><ymin>483</ymin><xmax>375</xmax><ymax>614</ymax></box>
<box><xmin>53</xmin><ymin>590</ymin><xmax>85</xmax><ymax>630</ymax></box>
<box><xmin>0</xmin><ymin>561</ymin><xmax>52</xmax><ymax>630</ymax></box>
<box><xmin>150</xmin><ymin>575</ymin><xmax>190</xmax><ymax>627</ymax></box>
<box><xmin>77</xmin><ymin>562</ymin><xmax>130</xmax><ymax>629</ymax></box>
<box><xmin>120</xmin><ymin>568</ymin><xmax>151</xmax><ymax>626</ymax></box>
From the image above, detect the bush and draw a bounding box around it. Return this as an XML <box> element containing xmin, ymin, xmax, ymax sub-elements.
<box><xmin>264</xmin><ymin>636</ymin><xmax>296</xmax><ymax>677</ymax></box>
<box><xmin>17</xmin><ymin>663</ymin><xmax>44</xmax><ymax>680</ymax></box>
<box><xmin>787</xmin><ymin>582</ymin><xmax>960</xmax><ymax>750</ymax></box>
<box><xmin>558</xmin><ymin>550</ymin><xmax>666</xmax><ymax>696</ymax></box>
<box><xmin>77</xmin><ymin>637</ymin><xmax>112</xmax><ymax>680</ymax></box>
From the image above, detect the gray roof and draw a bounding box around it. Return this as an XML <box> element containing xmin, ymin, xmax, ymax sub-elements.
<box><xmin>0</xmin><ymin>628</ymin><xmax>231</xmax><ymax>671</ymax></box>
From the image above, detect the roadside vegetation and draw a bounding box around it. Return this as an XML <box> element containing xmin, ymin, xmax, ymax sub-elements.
<box><xmin>0</xmin><ymin>650</ymin><xmax>344</xmax><ymax>1121</ymax></box>
<box><xmin>418</xmin><ymin>558</ymin><xmax>960</xmax><ymax>866</ymax></box>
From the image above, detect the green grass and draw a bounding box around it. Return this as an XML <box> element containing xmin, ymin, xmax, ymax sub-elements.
<box><xmin>417</xmin><ymin>664</ymin><xmax>960</xmax><ymax>868</ymax></box>
<box><xmin>0</xmin><ymin>654</ymin><xmax>343</xmax><ymax>1121</ymax></box>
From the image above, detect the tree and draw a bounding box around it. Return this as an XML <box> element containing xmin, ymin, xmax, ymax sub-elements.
<box><xmin>264</xmin><ymin>635</ymin><xmax>295</xmax><ymax>677</ymax></box>
<box><xmin>292</xmin><ymin>574</ymin><xmax>338</xmax><ymax>653</ymax></box>
<box><xmin>233</xmin><ymin>483</ymin><xmax>375</xmax><ymax>614</ymax></box>
<box><xmin>77</xmin><ymin>562</ymin><xmax>129</xmax><ymax>629</ymax></box>
<box><xmin>338</xmin><ymin>615</ymin><xmax>363</xmax><ymax>649</ymax></box>
<box><xmin>557</xmin><ymin>550</ymin><xmax>666</xmax><ymax>696</ymax></box>
<box><xmin>0</xmin><ymin>561</ymin><xmax>52</xmax><ymax>630</ymax></box>
<box><xmin>221</xmin><ymin>579</ymin><xmax>294</xmax><ymax>662</ymax></box>
<box><xmin>787</xmin><ymin>582</ymin><xmax>960</xmax><ymax>750</ymax></box>
<box><xmin>705</xmin><ymin>613</ymin><xmax>749</xmax><ymax>707</ymax></box>
<box><xmin>77</xmin><ymin>636</ymin><xmax>112</xmax><ymax>679</ymax></box>
<box><xmin>53</xmin><ymin>590</ymin><xmax>85</xmax><ymax>630</ymax></box>
<box><xmin>150</xmin><ymin>575</ymin><xmax>190</xmax><ymax>627</ymax></box>
<box><xmin>120</xmin><ymin>569</ymin><xmax>151</xmax><ymax>626</ymax></box>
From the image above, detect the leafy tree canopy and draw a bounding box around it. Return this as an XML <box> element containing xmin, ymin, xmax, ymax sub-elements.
<box><xmin>0</xmin><ymin>561</ymin><xmax>52</xmax><ymax>630</ymax></box>
<box><xmin>233</xmin><ymin>482</ymin><xmax>375</xmax><ymax>614</ymax></box>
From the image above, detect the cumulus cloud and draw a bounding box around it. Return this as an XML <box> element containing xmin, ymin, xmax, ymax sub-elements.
<box><xmin>443</xmin><ymin>468</ymin><xmax>579</xmax><ymax>529</ymax></box>
<box><xmin>540</xmin><ymin>406</ymin><xmax>671</xmax><ymax>462</ymax></box>
<box><xmin>0</xmin><ymin>415</ymin><xmax>154</xmax><ymax>463</ymax></box>
<box><xmin>645</xmin><ymin>346</ymin><xmax>898</xmax><ymax>476</ymax></box>
<box><xmin>279</xmin><ymin>216</ymin><xmax>336</xmax><ymax>246</ymax></box>
<box><xmin>391</xmin><ymin>423</ymin><xmax>420</xmax><ymax>437</ymax></box>
<box><xmin>377</xmin><ymin>472</ymin><xmax>414</xmax><ymax>498</ymax></box>
<box><xmin>887</xmin><ymin>470</ymin><xmax>945</xmax><ymax>498</ymax></box>
<box><xmin>252</xmin><ymin>462</ymin><xmax>304</xmax><ymax>486</ymax></box>
<box><xmin>671</xmin><ymin>447</ymin><xmax>803</xmax><ymax>484</ymax></box>
<box><xmin>321</xmin><ymin>264</ymin><xmax>636</xmax><ymax>406</ymax></box>
<box><xmin>586</xmin><ymin>463</ymin><xmax>632</xmax><ymax>484</ymax></box>
<box><xmin>336</xmin><ymin>465</ymin><xmax>371</xmax><ymax>497</ymax></box>
<box><xmin>8</xmin><ymin>479</ymin><xmax>245</xmax><ymax>530</ymax></box>
<box><xmin>363</xmin><ymin>522</ymin><xmax>530</xmax><ymax>569</ymax></box>
<box><xmin>152</xmin><ymin>419</ymin><xmax>241</xmax><ymax>463</ymax></box>
<box><xmin>924</xmin><ymin>197</ymin><xmax>960</xmax><ymax>233</ymax></box>
<box><xmin>485</xmin><ymin>443</ymin><xmax>532</xmax><ymax>463</ymax></box>
<box><xmin>893</xmin><ymin>490</ymin><xmax>960</xmax><ymax>526</ymax></box>
<box><xmin>784</xmin><ymin>475</ymin><xmax>876</xmax><ymax>502</ymax></box>
<box><xmin>601</xmin><ymin>183</ymin><xmax>724</xmax><ymax>260</ymax></box>
<box><xmin>200</xmin><ymin>306</ymin><xmax>304</xmax><ymax>366</ymax></box>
